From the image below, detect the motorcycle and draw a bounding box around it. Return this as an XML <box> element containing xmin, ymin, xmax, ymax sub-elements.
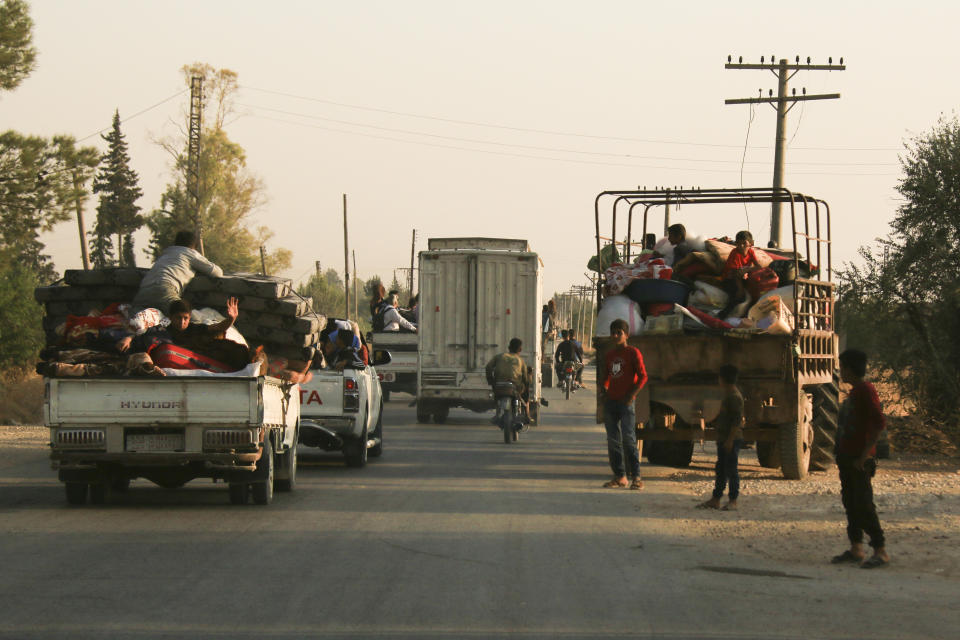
<box><xmin>493</xmin><ymin>381</ymin><xmax>523</xmax><ymax>444</ymax></box>
<box><xmin>560</xmin><ymin>360</ymin><xmax>579</xmax><ymax>400</ymax></box>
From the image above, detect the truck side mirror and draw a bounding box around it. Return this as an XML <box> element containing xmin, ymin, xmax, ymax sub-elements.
<box><xmin>372</xmin><ymin>350</ymin><xmax>392</xmax><ymax>367</ymax></box>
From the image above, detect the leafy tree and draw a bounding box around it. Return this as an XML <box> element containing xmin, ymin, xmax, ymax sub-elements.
<box><xmin>0</xmin><ymin>245</ymin><xmax>43</xmax><ymax>370</ymax></box>
<box><xmin>147</xmin><ymin>63</ymin><xmax>291</xmax><ymax>274</ymax></box>
<box><xmin>91</xmin><ymin>111</ymin><xmax>143</xmax><ymax>267</ymax></box>
<box><xmin>52</xmin><ymin>136</ymin><xmax>100</xmax><ymax>270</ymax></box>
<box><xmin>838</xmin><ymin>115</ymin><xmax>960</xmax><ymax>437</ymax></box>
<box><xmin>0</xmin><ymin>0</ymin><xmax>36</xmax><ymax>92</ymax></box>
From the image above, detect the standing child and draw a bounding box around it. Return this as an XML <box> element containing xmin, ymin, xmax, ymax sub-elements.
<box><xmin>831</xmin><ymin>349</ymin><xmax>890</xmax><ymax>568</ymax></box>
<box><xmin>699</xmin><ymin>365</ymin><xmax>744</xmax><ymax>510</ymax></box>
<box><xmin>717</xmin><ymin>230</ymin><xmax>761</xmax><ymax>319</ymax></box>
<box><xmin>598</xmin><ymin>319</ymin><xmax>647</xmax><ymax>490</ymax></box>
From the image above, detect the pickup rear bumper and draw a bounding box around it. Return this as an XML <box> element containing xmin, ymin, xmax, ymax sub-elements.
<box><xmin>299</xmin><ymin>418</ymin><xmax>349</xmax><ymax>450</ymax></box>
<box><xmin>52</xmin><ymin>449</ymin><xmax>262</xmax><ymax>469</ymax></box>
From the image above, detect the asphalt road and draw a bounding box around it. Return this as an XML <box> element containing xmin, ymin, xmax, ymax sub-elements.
<box><xmin>1</xmin><ymin>382</ymin><xmax>957</xmax><ymax>640</ymax></box>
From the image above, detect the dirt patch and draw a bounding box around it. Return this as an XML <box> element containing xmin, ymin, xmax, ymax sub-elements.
<box><xmin>0</xmin><ymin>374</ymin><xmax>43</xmax><ymax>425</ymax></box>
<box><xmin>643</xmin><ymin>448</ymin><xmax>960</xmax><ymax>578</ymax></box>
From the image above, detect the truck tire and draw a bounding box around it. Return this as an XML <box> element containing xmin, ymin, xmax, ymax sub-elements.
<box><xmin>432</xmin><ymin>405</ymin><xmax>449</xmax><ymax>424</ymax></box>
<box><xmin>65</xmin><ymin>482</ymin><xmax>87</xmax><ymax>505</ymax></box>
<box><xmin>664</xmin><ymin>441</ymin><xmax>694</xmax><ymax>467</ymax></box>
<box><xmin>251</xmin><ymin>437</ymin><xmax>275</xmax><ymax>505</ymax></box>
<box><xmin>344</xmin><ymin>425</ymin><xmax>369</xmax><ymax>468</ymax></box>
<box><xmin>89</xmin><ymin>483</ymin><xmax>108</xmax><ymax>505</ymax></box>
<box><xmin>416</xmin><ymin>400</ymin><xmax>431</xmax><ymax>424</ymax></box>
<box><xmin>274</xmin><ymin>438</ymin><xmax>297</xmax><ymax>493</ymax></box>
<box><xmin>756</xmin><ymin>441</ymin><xmax>781</xmax><ymax>469</ymax></box>
<box><xmin>369</xmin><ymin>400</ymin><xmax>384</xmax><ymax>458</ymax></box>
<box><xmin>779</xmin><ymin>392</ymin><xmax>813</xmax><ymax>480</ymax></box>
<box><xmin>228</xmin><ymin>482</ymin><xmax>249</xmax><ymax>505</ymax></box>
<box><xmin>810</xmin><ymin>376</ymin><xmax>840</xmax><ymax>471</ymax></box>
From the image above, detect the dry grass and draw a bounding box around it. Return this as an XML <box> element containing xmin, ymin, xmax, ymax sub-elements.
<box><xmin>0</xmin><ymin>372</ymin><xmax>44</xmax><ymax>426</ymax></box>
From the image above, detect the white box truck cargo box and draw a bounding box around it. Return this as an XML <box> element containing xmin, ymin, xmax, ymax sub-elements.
<box><xmin>417</xmin><ymin>238</ymin><xmax>542</xmax><ymax>424</ymax></box>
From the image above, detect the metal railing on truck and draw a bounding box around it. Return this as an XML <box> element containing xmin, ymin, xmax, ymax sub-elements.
<box><xmin>593</xmin><ymin>187</ymin><xmax>835</xmax><ymax>382</ymax></box>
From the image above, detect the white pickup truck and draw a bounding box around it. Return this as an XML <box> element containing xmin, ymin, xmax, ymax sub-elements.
<box><xmin>45</xmin><ymin>375</ymin><xmax>299</xmax><ymax>506</ymax></box>
<box><xmin>369</xmin><ymin>331</ymin><xmax>417</xmax><ymax>401</ymax></box>
<box><xmin>298</xmin><ymin>350</ymin><xmax>389</xmax><ymax>467</ymax></box>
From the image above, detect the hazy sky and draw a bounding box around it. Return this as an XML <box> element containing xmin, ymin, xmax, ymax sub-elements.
<box><xmin>5</xmin><ymin>0</ymin><xmax>957</xmax><ymax>298</ymax></box>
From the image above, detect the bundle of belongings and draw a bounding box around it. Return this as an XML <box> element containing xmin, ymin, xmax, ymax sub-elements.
<box><xmin>34</xmin><ymin>268</ymin><xmax>326</xmax><ymax>380</ymax></box>
<box><xmin>596</xmin><ymin>233</ymin><xmax>818</xmax><ymax>337</ymax></box>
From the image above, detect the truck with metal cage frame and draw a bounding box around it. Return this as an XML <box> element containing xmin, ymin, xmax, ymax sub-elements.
<box><xmin>591</xmin><ymin>187</ymin><xmax>838</xmax><ymax>479</ymax></box>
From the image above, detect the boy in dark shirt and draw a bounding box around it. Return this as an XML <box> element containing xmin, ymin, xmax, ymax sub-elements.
<box><xmin>831</xmin><ymin>349</ymin><xmax>890</xmax><ymax>568</ymax></box>
<box><xmin>598</xmin><ymin>319</ymin><xmax>647</xmax><ymax>490</ymax></box>
<box><xmin>699</xmin><ymin>365</ymin><xmax>744</xmax><ymax>510</ymax></box>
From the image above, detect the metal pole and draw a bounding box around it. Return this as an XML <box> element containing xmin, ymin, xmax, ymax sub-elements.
<box><xmin>343</xmin><ymin>194</ymin><xmax>350</xmax><ymax>320</ymax></box>
<box><xmin>72</xmin><ymin>172</ymin><xmax>91</xmax><ymax>270</ymax></box>
<box><xmin>259</xmin><ymin>245</ymin><xmax>267</xmax><ymax>275</ymax></box>
<box><xmin>663</xmin><ymin>187</ymin><xmax>671</xmax><ymax>236</ymax></box>
<box><xmin>187</xmin><ymin>75</ymin><xmax>204</xmax><ymax>255</ymax></box>
<box><xmin>587</xmin><ymin>277</ymin><xmax>596</xmax><ymax>339</ymax></box>
<box><xmin>770</xmin><ymin>59</ymin><xmax>789</xmax><ymax>248</ymax></box>
<box><xmin>409</xmin><ymin>229</ymin><xmax>416</xmax><ymax>295</ymax></box>
<box><xmin>353</xmin><ymin>250</ymin><xmax>358</xmax><ymax>320</ymax></box>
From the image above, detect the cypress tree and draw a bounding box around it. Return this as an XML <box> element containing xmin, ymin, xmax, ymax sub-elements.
<box><xmin>92</xmin><ymin>110</ymin><xmax>143</xmax><ymax>267</ymax></box>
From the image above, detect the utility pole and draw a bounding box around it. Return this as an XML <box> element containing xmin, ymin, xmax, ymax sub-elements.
<box><xmin>725</xmin><ymin>55</ymin><xmax>844</xmax><ymax>247</ymax></box>
<box><xmin>72</xmin><ymin>172</ymin><xmax>91</xmax><ymax>270</ymax></box>
<box><xmin>409</xmin><ymin>229</ymin><xmax>417</xmax><ymax>295</ymax></box>
<box><xmin>259</xmin><ymin>245</ymin><xmax>267</xmax><ymax>275</ymax></box>
<box><xmin>352</xmin><ymin>250</ymin><xmax>358</xmax><ymax>321</ymax></box>
<box><xmin>343</xmin><ymin>194</ymin><xmax>350</xmax><ymax>320</ymax></box>
<box><xmin>187</xmin><ymin>75</ymin><xmax>204</xmax><ymax>254</ymax></box>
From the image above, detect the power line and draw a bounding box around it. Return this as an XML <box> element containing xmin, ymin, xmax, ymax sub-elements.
<box><xmin>237</xmin><ymin>102</ymin><xmax>897</xmax><ymax>167</ymax></box>
<box><xmin>239</xmin><ymin>84</ymin><xmax>899</xmax><ymax>152</ymax></box>
<box><xmin>77</xmin><ymin>89</ymin><xmax>188</xmax><ymax>143</ymax></box>
<box><xmin>244</xmin><ymin>111</ymin><xmax>898</xmax><ymax>177</ymax></box>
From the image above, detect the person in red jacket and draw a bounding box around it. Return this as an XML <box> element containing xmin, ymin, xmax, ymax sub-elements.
<box><xmin>598</xmin><ymin>319</ymin><xmax>648</xmax><ymax>490</ymax></box>
<box><xmin>831</xmin><ymin>349</ymin><xmax>890</xmax><ymax>569</ymax></box>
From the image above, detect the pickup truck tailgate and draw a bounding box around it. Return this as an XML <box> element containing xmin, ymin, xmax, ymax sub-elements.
<box><xmin>45</xmin><ymin>378</ymin><xmax>261</xmax><ymax>426</ymax></box>
<box><xmin>299</xmin><ymin>375</ymin><xmax>343</xmax><ymax>416</ymax></box>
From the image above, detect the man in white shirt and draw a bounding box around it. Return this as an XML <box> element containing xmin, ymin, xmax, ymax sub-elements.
<box><xmin>132</xmin><ymin>231</ymin><xmax>224</xmax><ymax>314</ymax></box>
<box><xmin>381</xmin><ymin>294</ymin><xmax>417</xmax><ymax>332</ymax></box>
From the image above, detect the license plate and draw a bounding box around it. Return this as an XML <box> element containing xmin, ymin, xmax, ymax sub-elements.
<box><xmin>126</xmin><ymin>433</ymin><xmax>185</xmax><ymax>452</ymax></box>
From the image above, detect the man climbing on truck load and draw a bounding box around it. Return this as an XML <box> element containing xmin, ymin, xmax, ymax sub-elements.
<box><xmin>132</xmin><ymin>230</ymin><xmax>224</xmax><ymax>315</ymax></box>
<box><xmin>485</xmin><ymin>338</ymin><xmax>532</xmax><ymax>424</ymax></box>
<box><xmin>598</xmin><ymin>319</ymin><xmax>647</xmax><ymax>490</ymax></box>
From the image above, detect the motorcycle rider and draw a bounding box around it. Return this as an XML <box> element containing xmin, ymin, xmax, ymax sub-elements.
<box><xmin>555</xmin><ymin>329</ymin><xmax>584</xmax><ymax>389</ymax></box>
<box><xmin>485</xmin><ymin>338</ymin><xmax>532</xmax><ymax>425</ymax></box>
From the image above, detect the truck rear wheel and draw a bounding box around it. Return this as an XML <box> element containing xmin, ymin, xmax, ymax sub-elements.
<box><xmin>228</xmin><ymin>482</ymin><xmax>249</xmax><ymax>505</ymax></box>
<box><xmin>274</xmin><ymin>435</ymin><xmax>297</xmax><ymax>493</ymax></box>
<box><xmin>89</xmin><ymin>483</ymin><xmax>108</xmax><ymax>505</ymax></box>
<box><xmin>65</xmin><ymin>482</ymin><xmax>87</xmax><ymax>505</ymax></box>
<box><xmin>369</xmin><ymin>400</ymin><xmax>384</xmax><ymax>457</ymax></box>
<box><xmin>756</xmin><ymin>441</ymin><xmax>781</xmax><ymax>469</ymax></box>
<box><xmin>416</xmin><ymin>400</ymin><xmax>431</xmax><ymax>424</ymax></box>
<box><xmin>252</xmin><ymin>437</ymin><xmax>275</xmax><ymax>505</ymax></box>
<box><xmin>344</xmin><ymin>425</ymin><xmax>369</xmax><ymax>468</ymax></box>
<box><xmin>432</xmin><ymin>405</ymin><xmax>449</xmax><ymax>424</ymax></box>
<box><xmin>779</xmin><ymin>392</ymin><xmax>813</xmax><ymax>480</ymax></box>
<box><xmin>810</xmin><ymin>376</ymin><xmax>840</xmax><ymax>471</ymax></box>
<box><xmin>644</xmin><ymin>440</ymin><xmax>693</xmax><ymax>467</ymax></box>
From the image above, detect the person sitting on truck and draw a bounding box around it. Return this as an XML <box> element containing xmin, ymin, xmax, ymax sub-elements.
<box><xmin>378</xmin><ymin>294</ymin><xmax>417</xmax><ymax>332</ymax></box>
<box><xmin>369</xmin><ymin>284</ymin><xmax>387</xmax><ymax>322</ymax></box>
<box><xmin>485</xmin><ymin>338</ymin><xmax>532</xmax><ymax>423</ymax></box>
<box><xmin>717</xmin><ymin>230</ymin><xmax>761</xmax><ymax>319</ymax></box>
<box><xmin>654</xmin><ymin>224</ymin><xmax>691</xmax><ymax>264</ymax></box>
<box><xmin>166</xmin><ymin>297</ymin><xmax>252</xmax><ymax>370</ymax></box>
<box><xmin>401</xmin><ymin>293</ymin><xmax>419</xmax><ymax>324</ymax></box>
<box><xmin>698</xmin><ymin>365</ymin><xmax>745</xmax><ymax>511</ymax></box>
<box><xmin>327</xmin><ymin>328</ymin><xmax>367</xmax><ymax>371</ymax></box>
<box><xmin>132</xmin><ymin>230</ymin><xmax>224</xmax><ymax>315</ymax></box>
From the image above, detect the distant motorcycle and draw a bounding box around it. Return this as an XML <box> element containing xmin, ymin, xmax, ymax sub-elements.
<box><xmin>493</xmin><ymin>381</ymin><xmax>523</xmax><ymax>444</ymax></box>
<box><xmin>560</xmin><ymin>360</ymin><xmax>580</xmax><ymax>400</ymax></box>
